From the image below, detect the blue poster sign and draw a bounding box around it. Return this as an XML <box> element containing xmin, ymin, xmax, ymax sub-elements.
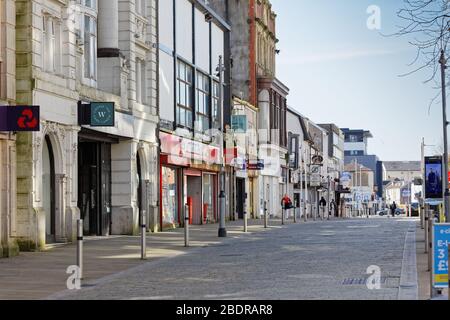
<box><xmin>432</xmin><ymin>223</ymin><xmax>450</xmax><ymax>288</ymax></box>
<box><xmin>231</xmin><ymin>115</ymin><xmax>247</xmax><ymax>133</ymax></box>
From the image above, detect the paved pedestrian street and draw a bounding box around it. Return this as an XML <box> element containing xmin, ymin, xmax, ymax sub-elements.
<box><xmin>48</xmin><ymin>217</ymin><xmax>417</xmax><ymax>300</ymax></box>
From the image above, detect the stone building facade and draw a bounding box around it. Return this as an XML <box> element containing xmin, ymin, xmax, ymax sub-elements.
<box><xmin>0</xmin><ymin>0</ymin><xmax>18</xmax><ymax>257</ymax></box>
<box><xmin>15</xmin><ymin>0</ymin><xmax>158</xmax><ymax>251</ymax></box>
<box><xmin>208</xmin><ymin>0</ymin><xmax>287</xmax><ymax>219</ymax></box>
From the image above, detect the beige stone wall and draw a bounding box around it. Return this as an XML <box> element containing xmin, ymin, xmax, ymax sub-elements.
<box><xmin>14</xmin><ymin>0</ymin><xmax>159</xmax><ymax>251</ymax></box>
<box><xmin>0</xmin><ymin>0</ymin><xmax>18</xmax><ymax>257</ymax></box>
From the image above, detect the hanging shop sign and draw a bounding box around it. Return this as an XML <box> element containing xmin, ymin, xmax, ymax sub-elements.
<box><xmin>78</xmin><ymin>101</ymin><xmax>115</xmax><ymax>127</ymax></box>
<box><xmin>310</xmin><ymin>165</ymin><xmax>321</xmax><ymax>187</ymax></box>
<box><xmin>0</xmin><ymin>106</ymin><xmax>40</xmax><ymax>132</ymax></box>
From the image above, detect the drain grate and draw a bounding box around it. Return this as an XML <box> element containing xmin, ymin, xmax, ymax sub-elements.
<box><xmin>342</xmin><ymin>277</ymin><xmax>389</xmax><ymax>285</ymax></box>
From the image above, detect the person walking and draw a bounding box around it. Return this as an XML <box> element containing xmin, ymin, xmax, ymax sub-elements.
<box><xmin>390</xmin><ymin>202</ymin><xmax>397</xmax><ymax>218</ymax></box>
<box><xmin>281</xmin><ymin>194</ymin><xmax>293</xmax><ymax>221</ymax></box>
<box><xmin>330</xmin><ymin>199</ymin><xmax>337</xmax><ymax>219</ymax></box>
<box><xmin>319</xmin><ymin>196</ymin><xmax>327</xmax><ymax>220</ymax></box>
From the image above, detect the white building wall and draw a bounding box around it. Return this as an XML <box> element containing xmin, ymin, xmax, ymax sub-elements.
<box><xmin>15</xmin><ymin>0</ymin><xmax>159</xmax><ymax>251</ymax></box>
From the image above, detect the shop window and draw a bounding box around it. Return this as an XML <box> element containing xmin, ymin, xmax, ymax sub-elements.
<box><xmin>203</xmin><ymin>174</ymin><xmax>215</xmax><ymax>223</ymax></box>
<box><xmin>162</xmin><ymin>167</ymin><xmax>178</xmax><ymax>228</ymax></box>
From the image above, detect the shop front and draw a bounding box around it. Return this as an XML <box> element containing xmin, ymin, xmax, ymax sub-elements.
<box><xmin>160</xmin><ymin>132</ymin><xmax>220</xmax><ymax>230</ymax></box>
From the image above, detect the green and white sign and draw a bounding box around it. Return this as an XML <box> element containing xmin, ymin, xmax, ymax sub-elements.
<box><xmin>90</xmin><ymin>102</ymin><xmax>115</xmax><ymax>127</ymax></box>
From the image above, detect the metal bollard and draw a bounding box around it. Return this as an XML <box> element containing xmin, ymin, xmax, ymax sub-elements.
<box><xmin>244</xmin><ymin>209</ymin><xmax>248</xmax><ymax>233</ymax></box>
<box><xmin>185</xmin><ymin>203</ymin><xmax>190</xmax><ymax>247</ymax></box>
<box><xmin>77</xmin><ymin>219</ymin><xmax>83</xmax><ymax>280</ymax></box>
<box><xmin>264</xmin><ymin>201</ymin><xmax>268</xmax><ymax>228</ymax></box>
<box><xmin>425</xmin><ymin>209</ymin><xmax>429</xmax><ymax>254</ymax></box>
<box><xmin>304</xmin><ymin>203</ymin><xmax>308</xmax><ymax>222</ymax></box>
<box><xmin>428</xmin><ymin>210</ymin><xmax>434</xmax><ymax>272</ymax></box>
<box><xmin>141</xmin><ymin>211</ymin><xmax>147</xmax><ymax>260</ymax></box>
<box><xmin>294</xmin><ymin>203</ymin><xmax>297</xmax><ymax>223</ymax></box>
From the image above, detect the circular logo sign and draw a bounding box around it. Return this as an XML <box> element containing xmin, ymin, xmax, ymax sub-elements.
<box><xmin>90</xmin><ymin>102</ymin><xmax>115</xmax><ymax>127</ymax></box>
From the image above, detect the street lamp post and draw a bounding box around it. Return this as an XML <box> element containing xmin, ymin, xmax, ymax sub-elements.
<box><xmin>439</xmin><ymin>50</ymin><xmax>450</xmax><ymax>223</ymax></box>
<box><xmin>217</xmin><ymin>55</ymin><xmax>227</xmax><ymax>237</ymax></box>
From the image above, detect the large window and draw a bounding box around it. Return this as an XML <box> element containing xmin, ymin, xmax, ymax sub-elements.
<box><xmin>84</xmin><ymin>15</ymin><xmax>97</xmax><ymax>80</ymax></box>
<box><xmin>42</xmin><ymin>15</ymin><xmax>62</xmax><ymax>74</ymax></box>
<box><xmin>136</xmin><ymin>58</ymin><xmax>146</xmax><ymax>104</ymax></box>
<box><xmin>196</xmin><ymin>72</ymin><xmax>211</xmax><ymax>133</ymax></box>
<box><xmin>136</xmin><ymin>0</ymin><xmax>146</xmax><ymax>16</ymax></box>
<box><xmin>80</xmin><ymin>0</ymin><xmax>97</xmax><ymax>84</ymax></box>
<box><xmin>176</xmin><ymin>60</ymin><xmax>194</xmax><ymax>129</ymax></box>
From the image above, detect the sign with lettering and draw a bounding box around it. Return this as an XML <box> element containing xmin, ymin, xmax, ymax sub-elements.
<box><xmin>90</xmin><ymin>102</ymin><xmax>115</xmax><ymax>127</ymax></box>
<box><xmin>0</xmin><ymin>106</ymin><xmax>40</xmax><ymax>132</ymax></box>
<box><xmin>432</xmin><ymin>223</ymin><xmax>450</xmax><ymax>288</ymax></box>
<box><xmin>310</xmin><ymin>165</ymin><xmax>321</xmax><ymax>187</ymax></box>
<box><xmin>247</xmin><ymin>159</ymin><xmax>264</xmax><ymax>171</ymax></box>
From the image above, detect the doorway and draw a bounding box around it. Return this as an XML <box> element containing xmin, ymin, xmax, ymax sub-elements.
<box><xmin>78</xmin><ymin>141</ymin><xmax>112</xmax><ymax>236</ymax></box>
<box><xmin>186</xmin><ymin>175</ymin><xmax>202</xmax><ymax>225</ymax></box>
<box><xmin>236</xmin><ymin>178</ymin><xmax>245</xmax><ymax>219</ymax></box>
<box><xmin>42</xmin><ymin>136</ymin><xmax>56</xmax><ymax>243</ymax></box>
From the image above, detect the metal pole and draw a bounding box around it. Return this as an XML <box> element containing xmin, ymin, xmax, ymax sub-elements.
<box><xmin>141</xmin><ymin>210</ymin><xmax>146</xmax><ymax>260</ymax></box>
<box><xmin>218</xmin><ymin>55</ymin><xmax>227</xmax><ymax>238</ymax></box>
<box><xmin>428</xmin><ymin>210</ymin><xmax>433</xmax><ymax>272</ymax></box>
<box><xmin>264</xmin><ymin>200</ymin><xmax>268</xmax><ymax>228</ymax></box>
<box><xmin>439</xmin><ymin>50</ymin><xmax>450</xmax><ymax>223</ymax></box>
<box><xmin>300</xmin><ymin>161</ymin><xmax>303</xmax><ymax>222</ymax></box>
<box><xmin>305</xmin><ymin>165</ymin><xmax>309</xmax><ymax>222</ymax></box>
<box><xmin>425</xmin><ymin>205</ymin><xmax>429</xmax><ymax>254</ymax></box>
<box><xmin>184</xmin><ymin>203</ymin><xmax>190</xmax><ymax>247</ymax></box>
<box><xmin>293</xmin><ymin>198</ymin><xmax>297</xmax><ymax>223</ymax></box>
<box><xmin>327</xmin><ymin>176</ymin><xmax>331</xmax><ymax>220</ymax></box>
<box><xmin>76</xmin><ymin>219</ymin><xmax>83</xmax><ymax>280</ymax></box>
<box><xmin>244</xmin><ymin>192</ymin><xmax>248</xmax><ymax>232</ymax></box>
<box><xmin>430</xmin><ymin>212</ymin><xmax>438</xmax><ymax>299</ymax></box>
<box><xmin>421</xmin><ymin>138</ymin><xmax>425</xmax><ymax>229</ymax></box>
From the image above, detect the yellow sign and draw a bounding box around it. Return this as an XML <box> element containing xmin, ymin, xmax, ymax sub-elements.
<box><xmin>435</xmin><ymin>274</ymin><xmax>448</xmax><ymax>284</ymax></box>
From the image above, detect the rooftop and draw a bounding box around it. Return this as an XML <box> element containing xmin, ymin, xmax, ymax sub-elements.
<box><xmin>383</xmin><ymin>161</ymin><xmax>421</xmax><ymax>172</ymax></box>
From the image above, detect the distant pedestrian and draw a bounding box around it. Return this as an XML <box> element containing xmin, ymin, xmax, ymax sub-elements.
<box><xmin>319</xmin><ymin>197</ymin><xmax>327</xmax><ymax>220</ymax></box>
<box><xmin>390</xmin><ymin>202</ymin><xmax>397</xmax><ymax>217</ymax></box>
<box><xmin>330</xmin><ymin>199</ymin><xmax>337</xmax><ymax>218</ymax></box>
<box><xmin>281</xmin><ymin>194</ymin><xmax>293</xmax><ymax>210</ymax></box>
